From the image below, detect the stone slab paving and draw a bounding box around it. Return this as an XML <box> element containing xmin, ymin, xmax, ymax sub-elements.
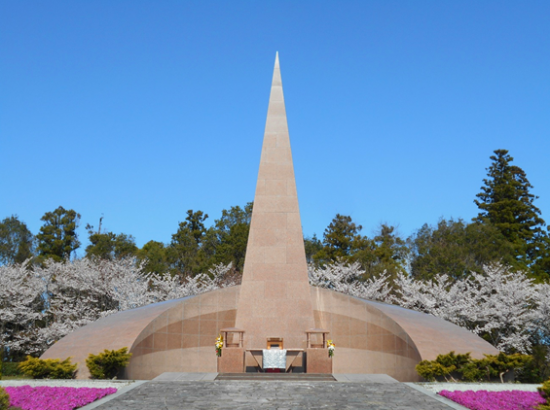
<box><xmin>333</xmin><ymin>374</ymin><xmax>399</xmax><ymax>384</ymax></box>
<box><xmin>92</xmin><ymin>379</ymin><xmax>459</xmax><ymax>410</ymax></box>
<box><xmin>80</xmin><ymin>381</ymin><xmax>147</xmax><ymax>410</ymax></box>
<box><xmin>153</xmin><ymin>372</ymin><xmax>218</xmax><ymax>381</ymax></box>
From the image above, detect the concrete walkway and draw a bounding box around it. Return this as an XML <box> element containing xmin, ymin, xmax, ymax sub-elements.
<box><xmin>89</xmin><ymin>373</ymin><xmax>464</xmax><ymax>410</ymax></box>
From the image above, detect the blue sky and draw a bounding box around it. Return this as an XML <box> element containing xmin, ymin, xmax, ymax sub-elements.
<box><xmin>1</xmin><ymin>1</ymin><xmax>549</xmax><ymax>254</ymax></box>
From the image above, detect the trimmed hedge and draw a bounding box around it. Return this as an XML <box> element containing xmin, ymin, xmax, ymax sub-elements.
<box><xmin>18</xmin><ymin>356</ymin><xmax>77</xmax><ymax>379</ymax></box>
<box><xmin>86</xmin><ymin>348</ymin><xmax>132</xmax><ymax>379</ymax></box>
<box><xmin>416</xmin><ymin>351</ymin><xmax>531</xmax><ymax>382</ymax></box>
<box><xmin>539</xmin><ymin>379</ymin><xmax>550</xmax><ymax>410</ymax></box>
<box><xmin>0</xmin><ymin>387</ymin><xmax>9</xmax><ymax>410</ymax></box>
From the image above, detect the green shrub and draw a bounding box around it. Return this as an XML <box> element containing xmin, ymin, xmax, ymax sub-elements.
<box><xmin>0</xmin><ymin>387</ymin><xmax>10</xmax><ymax>410</ymax></box>
<box><xmin>18</xmin><ymin>357</ymin><xmax>49</xmax><ymax>379</ymax></box>
<box><xmin>477</xmin><ymin>353</ymin><xmax>531</xmax><ymax>383</ymax></box>
<box><xmin>438</xmin><ymin>351</ymin><xmax>472</xmax><ymax>369</ymax></box>
<box><xmin>415</xmin><ymin>351</ymin><xmax>531</xmax><ymax>383</ymax></box>
<box><xmin>517</xmin><ymin>345</ymin><xmax>550</xmax><ymax>383</ymax></box>
<box><xmin>86</xmin><ymin>348</ymin><xmax>132</xmax><ymax>379</ymax></box>
<box><xmin>460</xmin><ymin>361</ymin><xmax>485</xmax><ymax>382</ymax></box>
<box><xmin>18</xmin><ymin>356</ymin><xmax>77</xmax><ymax>379</ymax></box>
<box><xmin>1</xmin><ymin>362</ymin><xmax>24</xmax><ymax>377</ymax></box>
<box><xmin>538</xmin><ymin>379</ymin><xmax>550</xmax><ymax>410</ymax></box>
<box><xmin>415</xmin><ymin>360</ymin><xmax>453</xmax><ymax>381</ymax></box>
<box><xmin>415</xmin><ymin>351</ymin><xmax>472</xmax><ymax>382</ymax></box>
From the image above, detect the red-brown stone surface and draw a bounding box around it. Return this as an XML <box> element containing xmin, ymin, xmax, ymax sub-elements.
<box><xmin>306</xmin><ymin>348</ymin><xmax>332</xmax><ymax>374</ymax></box>
<box><xmin>218</xmin><ymin>348</ymin><xmax>244</xmax><ymax>373</ymax></box>
<box><xmin>234</xmin><ymin>53</ymin><xmax>314</xmax><ymax>350</ymax></box>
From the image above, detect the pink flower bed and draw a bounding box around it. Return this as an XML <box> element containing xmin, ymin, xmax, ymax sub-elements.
<box><xmin>439</xmin><ymin>390</ymin><xmax>546</xmax><ymax>410</ymax></box>
<box><xmin>4</xmin><ymin>385</ymin><xmax>117</xmax><ymax>410</ymax></box>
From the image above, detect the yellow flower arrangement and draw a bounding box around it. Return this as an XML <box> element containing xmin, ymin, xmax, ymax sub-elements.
<box><xmin>327</xmin><ymin>339</ymin><xmax>335</xmax><ymax>357</ymax></box>
<box><xmin>215</xmin><ymin>334</ymin><xmax>224</xmax><ymax>357</ymax></box>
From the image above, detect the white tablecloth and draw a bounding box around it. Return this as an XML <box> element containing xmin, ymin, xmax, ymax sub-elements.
<box><xmin>262</xmin><ymin>349</ymin><xmax>287</xmax><ymax>369</ymax></box>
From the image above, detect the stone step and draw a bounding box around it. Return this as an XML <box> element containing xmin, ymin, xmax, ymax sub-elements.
<box><xmin>215</xmin><ymin>373</ymin><xmax>336</xmax><ymax>382</ymax></box>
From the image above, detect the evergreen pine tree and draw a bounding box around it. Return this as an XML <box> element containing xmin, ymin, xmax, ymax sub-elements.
<box><xmin>36</xmin><ymin>206</ymin><xmax>81</xmax><ymax>262</ymax></box>
<box><xmin>474</xmin><ymin>149</ymin><xmax>549</xmax><ymax>280</ymax></box>
<box><xmin>170</xmin><ymin>210</ymin><xmax>209</xmax><ymax>275</ymax></box>
<box><xmin>409</xmin><ymin>218</ymin><xmax>515</xmax><ymax>282</ymax></box>
<box><xmin>355</xmin><ymin>224</ymin><xmax>408</xmax><ymax>281</ymax></box>
<box><xmin>314</xmin><ymin>214</ymin><xmax>362</xmax><ymax>263</ymax></box>
<box><xmin>0</xmin><ymin>215</ymin><xmax>35</xmax><ymax>264</ymax></box>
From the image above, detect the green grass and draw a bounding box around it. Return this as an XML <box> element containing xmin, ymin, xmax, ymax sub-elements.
<box><xmin>0</xmin><ymin>375</ymin><xmax>31</xmax><ymax>380</ymax></box>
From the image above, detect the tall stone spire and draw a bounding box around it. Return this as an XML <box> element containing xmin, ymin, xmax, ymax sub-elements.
<box><xmin>235</xmin><ymin>53</ymin><xmax>315</xmax><ymax>350</ymax></box>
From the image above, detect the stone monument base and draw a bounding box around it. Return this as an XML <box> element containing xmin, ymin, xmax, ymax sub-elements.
<box><xmin>218</xmin><ymin>348</ymin><xmax>244</xmax><ymax>373</ymax></box>
<box><xmin>306</xmin><ymin>349</ymin><xmax>332</xmax><ymax>374</ymax></box>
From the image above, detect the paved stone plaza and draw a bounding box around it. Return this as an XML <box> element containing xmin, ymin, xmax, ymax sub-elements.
<box><xmin>88</xmin><ymin>376</ymin><xmax>461</xmax><ymax>410</ymax></box>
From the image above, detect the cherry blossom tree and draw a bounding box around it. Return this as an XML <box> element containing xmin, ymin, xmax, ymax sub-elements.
<box><xmin>391</xmin><ymin>272</ymin><xmax>476</xmax><ymax>326</ymax></box>
<box><xmin>0</xmin><ymin>261</ymin><xmax>45</xmax><ymax>359</ymax></box>
<box><xmin>390</xmin><ymin>264</ymin><xmax>543</xmax><ymax>353</ymax></box>
<box><xmin>534</xmin><ymin>283</ymin><xmax>550</xmax><ymax>348</ymax></box>
<box><xmin>2</xmin><ymin>257</ymin><xmax>549</xmax><ymax>359</ymax></box>
<box><xmin>1</xmin><ymin>258</ymin><xmax>233</xmax><ymax>356</ymax></box>
<box><xmin>308</xmin><ymin>261</ymin><xmax>392</xmax><ymax>302</ymax></box>
<box><xmin>309</xmin><ymin>261</ymin><xmax>550</xmax><ymax>354</ymax></box>
<box><xmin>466</xmin><ymin>266</ymin><xmax>540</xmax><ymax>353</ymax></box>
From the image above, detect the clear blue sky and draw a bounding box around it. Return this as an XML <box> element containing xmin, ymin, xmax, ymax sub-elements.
<box><xmin>1</xmin><ymin>1</ymin><xmax>549</xmax><ymax>254</ymax></box>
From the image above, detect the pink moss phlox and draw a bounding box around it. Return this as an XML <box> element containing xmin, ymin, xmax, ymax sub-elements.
<box><xmin>439</xmin><ymin>389</ymin><xmax>546</xmax><ymax>410</ymax></box>
<box><xmin>4</xmin><ymin>385</ymin><xmax>117</xmax><ymax>410</ymax></box>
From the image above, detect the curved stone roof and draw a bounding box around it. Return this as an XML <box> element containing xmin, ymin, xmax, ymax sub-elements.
<box><xmin>41</xmin><ymin>297</ymin><xmax>194</xmax><ymax>379</ymax></box>
<box><xmin>41</xmin><ymin>285</ymin><xmax>499</xmax><ymax>381</ymax></box>
<box><xmin>363</xmin><ymin>299</ymin><xmax>499</xmax><ymax>360</ymax></box>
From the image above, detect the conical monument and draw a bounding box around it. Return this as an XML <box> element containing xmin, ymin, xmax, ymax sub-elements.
<box><xmin>235</xmin><ymin>53</ymin><xmax>315</xmax><ymax>350</ymax></box>
<box><xmin>42</xmin><ymin>53</ymin><xmax>499</xmax><ymax>381</ymax></box>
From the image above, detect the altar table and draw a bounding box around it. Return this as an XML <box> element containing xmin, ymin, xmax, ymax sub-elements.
<box><xmin>247</xmin><ymin>349</ymin><xmax>304</xmax><ymax>372</ymax></box>
<box><xmin>262</xmin><ymin>349</ymin><xmax>287</xmax><ymax>370</ymax></box>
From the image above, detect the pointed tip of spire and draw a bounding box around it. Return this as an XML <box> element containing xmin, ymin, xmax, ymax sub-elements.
<box><xmin>271</xmin><ymin>52</ymin><xmax>282</xmax><ymax>87</ymax></box>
